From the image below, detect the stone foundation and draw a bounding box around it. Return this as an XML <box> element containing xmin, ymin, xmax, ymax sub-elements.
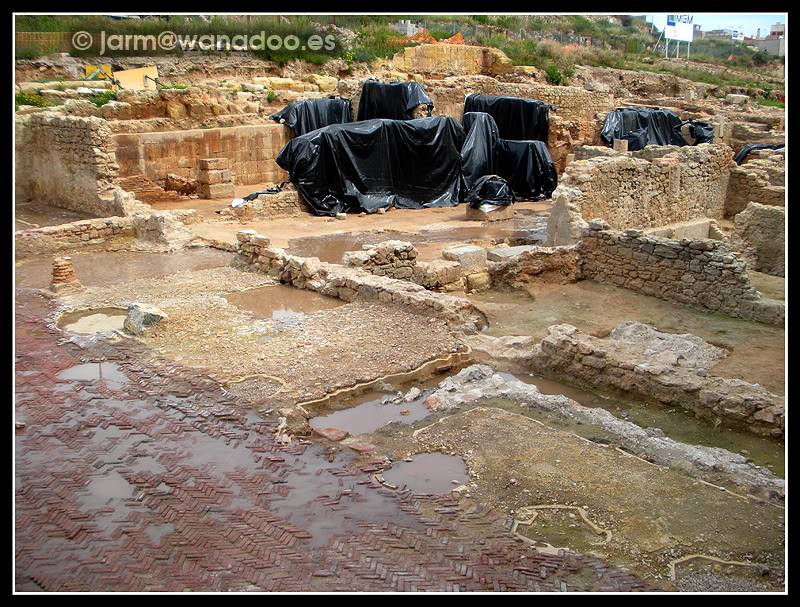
<box><xmin>579</xmin><ymin>222</ymin><xmax>783</xmax><ymax>325</ymax></box>
<box><xmin>529</xmin><ymin>323</ymin><xmax>784</xmax><ymax>439</ymax></box>
<box><xmin>488</xmin><ymin>245</ymin><xmax>581</xmax><ymax>288</ymax></box>
<box><xmin>235</xmin><ymin>230</ymin><xmax>487</xmax><ymax>331</ymax></box>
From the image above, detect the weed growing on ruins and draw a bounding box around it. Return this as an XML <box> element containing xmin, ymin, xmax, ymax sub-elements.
<box><xmin>86</xmin><ymin>91</ymin><xmax>117</xmax><ymax>107</ymax></box>
<box><xmin>15</xmin><ymin>92</ymin><xmax>58</xmax><ymax>110</ymax></box>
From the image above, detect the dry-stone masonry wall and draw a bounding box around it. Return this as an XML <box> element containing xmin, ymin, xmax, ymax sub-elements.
<box><xmin>528</xmin><ymin>322</ymin><xmax>784</xmax><ymax>439</ymax></box>
<box><xmin>15</xmin><ymin>217</ymin><xmax>136</xmax><ymax>258</ymax></box>
<box><xmin>235</xmin><ymin>230</ymin><xmax>487</xmax><ymax>331</ymax></box>
<box><xmin>579</xmin><ymin>222</ymin><xmax>784</xmax><ymax>325</ymax></box>
<box><xmin>730</xmin><ymin>202</ymin><xmax>785</xmax><ymax>277</ymax></box>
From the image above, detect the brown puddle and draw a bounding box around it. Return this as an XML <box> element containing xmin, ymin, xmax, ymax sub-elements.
<box><xmin>381</xmin><ymin>453</ymin><xmax>469</xmax><ymax>494</ymax></box>
<box><xmin>285</xmin><ymin>217</ymin><xmax>547</xmax><ymax>264</ymax></box>
<box><xmin>57</xmin><ymin>307</ymin><xmax>128</xmax><ymax>335</ymax></box>
<box><xmin>16</xmin><ymin>248</ymin><xmax>234</xmax><ymax>291</ymax></box>
<box><xmin>469</xmin><ymin>280</ymin><xmax>785</xmax><ymax>395</ymax></box>
<box><xmin>225</xmin><ymin>285</ymin><xmax>344</xmax><ymax>330</ymax></box>
<box><xmin>309</xmin><ymin>391</ymin><xmax>432</xmax><ymax>435</ymax></box>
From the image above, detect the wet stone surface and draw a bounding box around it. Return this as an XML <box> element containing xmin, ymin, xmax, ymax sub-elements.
<box><xmin>14</xmin><ymin>291</ymin><xmax>650</xmax><ymax>592</ymax></box>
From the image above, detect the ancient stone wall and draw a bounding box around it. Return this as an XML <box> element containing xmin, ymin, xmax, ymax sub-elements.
<box><xmin>724</xmin><ymin>149</ymin><xmax>785</xmax><ymax>217</ymax></box>
<box><xmin>219</xmin><ymin>187</ymin><xmax>309</xmax><ymax>221</ymax></box>
<box><xmin>530</xmin><ymin>323</ymin><xmax>784</xmax><ymax>439</ymax></box>
<box><xmin>548</xmin><ymin>144</ymin><xmax>733</xmax><ymax>242</ymax></box>
<box><xmin>235</xmin><ymin>230</ymin><xmax>487</xmax><ymax>331</ymax></box>
<box><xmin>16</xmin><ymin>113</ymin><xmax>124</xmax><ymax>216</ymax></box>
<box><xmin>579</xmin><ymin>222</ymin><xmax>784</xmax><ymax>325</ymax></box>
<box><xmin>15</xmin><ymin>217</ymin><xmax>136</xmax><ymax>258</ymax></box>
<box><xmin>730</xmin><ymin>203</ymin><xmax>785</xmax><ymax>277</ymax></box>
<box><xmin>391</xmin><ymin>44</ymin><xmax>513</xmax><ymax>77</ymax></box>
<box><xmin>112</xmin><ymin>123</ymin><xmax>290</xmax><ymax>187</ymax></box>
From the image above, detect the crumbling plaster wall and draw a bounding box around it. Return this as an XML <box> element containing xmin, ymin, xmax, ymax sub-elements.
<box><xmin>113</xmin><ymin>123</ymin><xmax>289</xmax><ymax>187</ymax></box>
<box><xmin>579</xmin><ymin>222</ymin><xmax>784</xmax><ymax>325</ymax></box>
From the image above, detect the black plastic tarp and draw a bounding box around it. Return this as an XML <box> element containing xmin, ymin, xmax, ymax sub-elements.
<box><xmin>270</xmin><ymin>98</ymin><xmax>352</xmax><ymax>136</ymax></box>
<box><xmin>463</xmin><ymin>94</ymin><xmax>551</xmax><ymax>142</ymax></box>
<box><xmin>275</xmin><ymin>116</ymin><xmax>465</xmax><ymax>216</ymax></box>
<box><xmin>687</xmin><ymin>120</ymin><xmax>715</xmax><ymax>145</ymax></box>
<box><xmin>496</xmin><ymin>140</ymin><xmax>558</xmax><ymax>200</ymax></box>
<box><xmin>734</xmin><ymin>143</ymin><xmax>785</xmax><ymax>165</ymax></box>
<box><xmin>600</xmin><ymin>107</ymin><xmax>686</xmax><ymax>150</ymax></box>
<box><xmin>355</xmin><ymin>80</ymin><xmax>433</xmax><ymax>121</ymax></box>
<box><xmin>465</xmin><ymin>175</ymin><xmax>514</xmax><ymax>209</ymax></box>
<box><xmin>460</xmin><ymin>112</ymin><xmax>500</xmax><ymax>190</ymax></box>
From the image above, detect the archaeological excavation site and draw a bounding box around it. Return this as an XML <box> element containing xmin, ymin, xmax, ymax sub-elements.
<box><xmin>14</xmin><ymin>13</ymin><xmax>787</xmax><ymax>594</ymax></box>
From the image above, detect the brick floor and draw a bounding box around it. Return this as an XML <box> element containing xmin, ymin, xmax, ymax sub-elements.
<box><xmin>14</xmin><ymin>291</ymin><xmax>651</xmax><ymax>592</ymax></box>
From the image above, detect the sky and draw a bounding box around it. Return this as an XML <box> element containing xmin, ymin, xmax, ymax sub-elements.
<box><xmin>644</xmin><ymin>13</ymin><xmax>785</xmax><ymax>38</ymax></box>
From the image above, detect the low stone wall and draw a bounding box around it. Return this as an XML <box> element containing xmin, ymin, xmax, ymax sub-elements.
<box><xmin>16</xmin><ymin>113</ymin><xmax>123</xmax><ymax>216</ymax></box>
<box><xmin>15</xmin><ymin>209</ymin><xmax>198</xmax><ymax>259</ymax></box>
<box><xmin>236</xmin><ymin>230</ymin><xmax>487</xmax><ymax>331</ymax></box>
<box><xmin>730</xmin><ymin>203</ymin><xmax>785</xmax><ymax>277</ymax></box>
<box><xmin>549</xmin><ymin>144</ymin><xmax>733</xmax><ymax>242</ymax></box>
<box><xmin>113</xmin><ymin>123</ymin><xmax>290</xmax><ymax>187</ymax></box>
<box><xmin>642</xmin><ymin>218</ymin><xmax>725</xmax><ymax>240</ymax></box>
<box><xmin>724</xmin><ymin>149</ymin><xmax>785</xmax><ymax>217</ymax></box>
<box><xmin>15</xmin><ymin>217</ymin><xmax>136</xmax><ymax>258</ymax></box>
<box><xmin>579</xmin><ymin>222</ymin><xmax>784</xmax><ymax>325</ymax></box>
<box><xmin>529</xmin><ymin>323</ymin><xmax>784</xmax><ymax>439</ymax></box>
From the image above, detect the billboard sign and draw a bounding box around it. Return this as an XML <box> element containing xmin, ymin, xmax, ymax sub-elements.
<box><xmin>665</xmin><ymin>14</ymin><xmax>694</xmax><ymax>42</ymax></box>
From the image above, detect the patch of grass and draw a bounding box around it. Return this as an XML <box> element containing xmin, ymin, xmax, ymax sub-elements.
<box><xmin>159</xmin><ymin>82</ymin><xmax>190</xmax><ymax>90</ymax></box>
<box><xmin>86</xmin><ymin>91</ymin><xmax>117</xmax><ymax>107</ymax></box>
<box><xmin>266</xmin><ymin>90</ymin><xmax>276</xmax><ymax>103</ymax></box>
<box><xmin>755</xmin><ymin>97</ymin><xmax>784</xmax><ymax>109</ymax></box>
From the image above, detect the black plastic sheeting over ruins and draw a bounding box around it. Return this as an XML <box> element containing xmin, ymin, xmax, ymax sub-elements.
<box><xmin>275</xmin><ymin>116</ymin><xmax>465</xmax><ymax>216</ymax></box>
<box><xmin>734</xmin><ymin>143</ymin><xmax>785</xmax><ymax>165</ymax></box>
<box><xmin>600</xmin><ymin>107</ymin><xmax>688</xmax><ymax>151</ymax></box>
<box><xmin>463</xmin><ymin>94</ymin><xmax>551</xmax><ymax>142</ymax></box>
<box><xmin>465</xmin><ymin>175</ymin><xmax>515</xmax><ymax>209</ymax></box>
<box><xmin>461</xmin><ymin>111</ymin><xmax>557</xmax><ymax>200</ymax></box>
<box><xmin>270</xmin><ymin>98</ymin><xmax>352</xmax><ymax>136</ymax></box>
<box><xmin>356</xmin><ymin>80</ymin><xmax>433</xmax><ymax>121</ymax></box>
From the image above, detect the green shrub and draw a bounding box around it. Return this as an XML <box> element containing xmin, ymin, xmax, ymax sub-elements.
<box><xmin>266</xmin><ymin>90</ymin><xmax>276</xmax><ymax>103</ymax></box>
<box><xmin>87</xmin><ymin>91</ymin><xmax>117</xmax><ymax>107</ymax></box>
<box><xmin>545</xmin><ymin>64</ymin><xmax>565</xmax><ymax>85</ymax></box>
<box><xmin>15</xmin><ymin>92</ymin><xmax>52</xmax><ymax>108</ymax></box>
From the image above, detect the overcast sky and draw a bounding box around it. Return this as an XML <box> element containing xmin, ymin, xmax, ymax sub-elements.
<box><xmin>643</xmin><ymin>13</ymin><xmax>786</xmax><ymax>38</ymax></box>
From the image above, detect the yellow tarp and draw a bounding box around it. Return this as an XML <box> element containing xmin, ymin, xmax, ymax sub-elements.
<box><xmin>85</xmin><ymin>64</ymin><xmax>113</xmax><ymax>81</ymax></box>
<box><xmin>111</xmin><ymin>66</ymin><xmax>159</xmax><ymax>91</ymax></box>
